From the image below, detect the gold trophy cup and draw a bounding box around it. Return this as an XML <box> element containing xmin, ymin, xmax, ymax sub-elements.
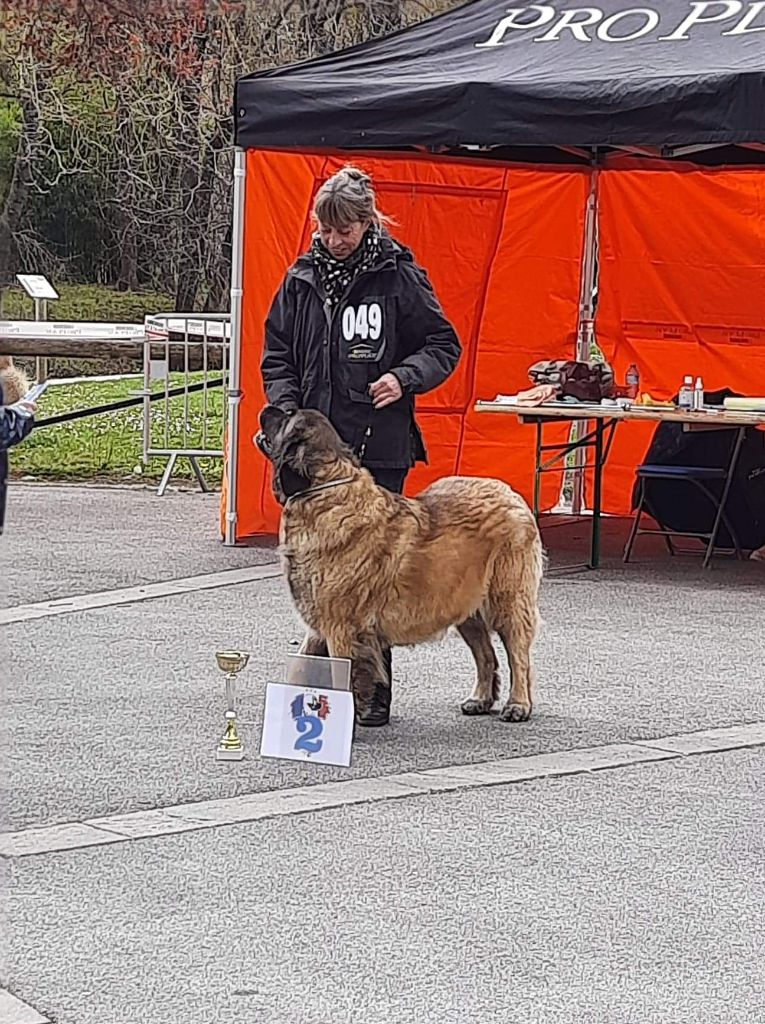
<box><xmin>215</xmin><ymin>650</ymin><xmax>250</xmax><ymax>761</ymax></box>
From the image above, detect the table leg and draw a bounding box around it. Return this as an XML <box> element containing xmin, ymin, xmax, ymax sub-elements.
<box><xmin>703</xmin><ymin>426</ymin><xmax>745</xmax><ymax>569</ymax></box>
<box><xmin>533</xmin><ymin>420</ymin><xmax>542</xmax><ymax>520</ymax></box>
<box><xmin>590</xmin><ymin>419</ymin><xmax>604</xmax><ymax>569</ymax></box>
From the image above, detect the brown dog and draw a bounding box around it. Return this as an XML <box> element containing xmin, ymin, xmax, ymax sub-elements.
<box><xmin>257</xmin><ymin>406</ymin><xmax>544</xmax><ymax>725</ymax></box>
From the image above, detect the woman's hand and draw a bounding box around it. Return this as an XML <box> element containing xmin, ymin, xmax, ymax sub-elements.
<box><xmin>10</xmin><ymin>400</ymin><xmax>36</xmax><ymax>418</ymax></box>
<box><xmin>369</xmin><ymin>373</ymin><xmax>403</xmax><ymax>409</ymax></box>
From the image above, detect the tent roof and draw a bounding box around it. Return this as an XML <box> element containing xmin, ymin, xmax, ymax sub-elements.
<box><xmin>235</xmin><ymin>0</ymin><xmax>765</xmax><ymax>152</ymax></box>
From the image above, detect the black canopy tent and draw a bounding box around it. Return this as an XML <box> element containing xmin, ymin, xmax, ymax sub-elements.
<box><xmin>235</xmin><ymin>0</ymin><xmax>765</xmax><ymax>157</ymax></box>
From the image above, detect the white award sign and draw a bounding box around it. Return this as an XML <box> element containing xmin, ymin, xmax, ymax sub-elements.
<box><xmin>260</xmin><ymin>683</ymin><xmax>354</xmax><ymax>767</ymax></box>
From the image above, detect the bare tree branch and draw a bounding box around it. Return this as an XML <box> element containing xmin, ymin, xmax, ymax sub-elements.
<box><xmin>1</xmin><ymin>0</ymin><xmax>460</xmax><ymax>304</ymax></box>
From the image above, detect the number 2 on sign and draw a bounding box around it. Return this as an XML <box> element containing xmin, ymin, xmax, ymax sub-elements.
<box><xmin>294</xmin><ymin>714</ymin><xmax>324</xmax><ymax>755</ymax></box>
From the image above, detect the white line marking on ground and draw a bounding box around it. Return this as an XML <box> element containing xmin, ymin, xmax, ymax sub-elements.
<box><xmin>1</xmin><ymin>722</ymin><xmax>762</xmax><ymax>859</ymax></box>
<box><xmin>0</xmin><ymin>564</ymin><xmax>281</xmax><ymax>626</ymax></box>
<box><xmin>0</xmin><ymin>989</ymin><xmax>49</xmax><ymax>1024</ymax></box>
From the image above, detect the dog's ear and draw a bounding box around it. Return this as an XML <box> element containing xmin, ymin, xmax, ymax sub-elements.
<box><xmin>259</xmin><ymin>405</ymin><xmax>290</xmax><ymax>439</ymax></box>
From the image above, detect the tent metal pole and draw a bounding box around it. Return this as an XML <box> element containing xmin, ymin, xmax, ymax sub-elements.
<box><xmin>224</xmin><ymin>148</ymin><xmax>247</xmax><ymax>547</ymax></box>
<box><xmin>571</xmin><ymin>158</ymin><xmax>600</xmax><ymax>515</ymax></box>
<box><xmin>577</xmin><ymin>164</ymin><xmax>599</xmax><ymax>362</ymax></box>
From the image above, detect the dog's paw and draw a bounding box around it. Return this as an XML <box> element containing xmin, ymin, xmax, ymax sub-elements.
<box><xmin>499</xmin><ymin>701</ymin><xmax>532</xmax><ymax>723</ymax></box>
<box><xmin>460</xmin><ymin>698</ymin><xmax>494</xmax><ymax>716</ymax></box>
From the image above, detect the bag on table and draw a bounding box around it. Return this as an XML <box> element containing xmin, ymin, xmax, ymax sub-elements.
<box><xmin>527</xmin><ymin>360</ymin><xmax>615</xmax><ymax>402</ymax></box>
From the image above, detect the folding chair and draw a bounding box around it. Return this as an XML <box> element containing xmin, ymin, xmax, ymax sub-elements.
<box><xmin>623</xmin><ymin>463</ymin><xmax>744</xmax><ymax>569</ymax></box>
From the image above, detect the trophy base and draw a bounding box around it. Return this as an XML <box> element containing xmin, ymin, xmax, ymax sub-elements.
<box><xmin>216</xmin><ymin>746</ymin><xmax>245</xmax><ymax>761</ymax></box>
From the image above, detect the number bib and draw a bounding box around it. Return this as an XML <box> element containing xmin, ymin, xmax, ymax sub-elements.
<box><xmin>339</xmin><ymin>299</ymin><xmax>386</xmax><ymax>362</ymax></box>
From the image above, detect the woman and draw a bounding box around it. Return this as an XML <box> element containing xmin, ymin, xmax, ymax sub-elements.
<box><xmin>261</xmin><ymin>164</ymin><xmax>462</xmax><ymax>724</ymax></box>
<box><xmin>261</xmin><ymin>164</ymin><xmax>461</xmax><ymax>495</ymax></box>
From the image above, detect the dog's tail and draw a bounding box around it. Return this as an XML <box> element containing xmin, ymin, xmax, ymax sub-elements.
<box><xmin>526</xmin><ymin>520</ymin><xmax>546</xmax><ymax>596</ymax></box>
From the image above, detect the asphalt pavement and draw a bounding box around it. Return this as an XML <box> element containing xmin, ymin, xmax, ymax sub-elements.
<box><xmin>1</xmin><ymin>483</ymin><xmax>763</xmax><ymax>1024</ymax></box>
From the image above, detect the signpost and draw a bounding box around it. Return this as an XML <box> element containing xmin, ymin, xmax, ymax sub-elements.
<box><xmin>15</xmin><ymin>273</ymin><xmax>60</xmax><ymax>381</ymax></box>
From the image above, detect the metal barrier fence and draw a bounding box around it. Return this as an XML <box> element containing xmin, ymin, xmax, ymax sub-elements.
<box><xmin>142</xmin><ymin>313</ymin><xmax>230</xmax><ymax>495</ymax></box>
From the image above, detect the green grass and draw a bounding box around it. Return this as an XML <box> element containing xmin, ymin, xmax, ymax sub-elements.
<box><xmin>1</xmin><ymin>283</ymin><xmax>177</xmax><ymax>380</ymax></box>
<box><xmin>1</xmin><ymin>284</ymin><xmax>174</xmax><ymax>324</ymax></box>
<box><xmin>10</xmin><ymin>374</ymin><xmax>225</xmax><ymax>485</ymax></box>
<box><xmin>4</xmin><ymin>282</ymin><xmax>225</xmax><ymax>485</ymax></box>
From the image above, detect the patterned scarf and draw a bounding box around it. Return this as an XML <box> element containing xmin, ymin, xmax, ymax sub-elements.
<box><xmin>310</xmin><ymin>226</ymin><xmax>382</xmax><ymax>307</ymax></box>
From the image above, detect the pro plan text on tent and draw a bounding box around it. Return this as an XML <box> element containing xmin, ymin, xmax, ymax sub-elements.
<box><xmin>477</xmin><ymin>1</ymin><xmax>765</xmax><ymax>45</ymax></box>
<box><xmin>235</xmin><ymin>0</ymin><xmax>765</xmax><ymax>150</ymax></box>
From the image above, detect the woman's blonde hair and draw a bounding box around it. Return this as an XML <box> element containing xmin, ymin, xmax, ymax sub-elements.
<box><xmin>313</xmin><ymin>164</ymin><xmax>392</xmax><ymax>229</ymax></box>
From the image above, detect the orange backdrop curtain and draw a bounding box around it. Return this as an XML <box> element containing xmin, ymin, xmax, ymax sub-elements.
<box><xmin>596</xmin><ymin>164</ymin><xmax>765</xmax><ymax>515</ymax></box>
<box><xmin>224</xmin><ymin>150</ymin><xmax>588</xmax><ymax>540</ymax></box>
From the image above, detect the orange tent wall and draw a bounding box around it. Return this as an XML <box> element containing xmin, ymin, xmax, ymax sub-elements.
<box><xmin>226</xmin><ymin>149</ymin><xmax>588</xmax><ymax>540</ymax></box>
<box><xmin>596</xmin><ymin>165</ymin><xmax>765</xmax><ymax>515</ymax></box>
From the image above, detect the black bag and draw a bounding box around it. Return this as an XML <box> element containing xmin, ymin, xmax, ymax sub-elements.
<box><xmin>528</xmin><ymin>359</ymin><xmax>616</xmax><ymax>403</ymax></box>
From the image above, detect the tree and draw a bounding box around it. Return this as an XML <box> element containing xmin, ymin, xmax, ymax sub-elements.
<box><xmin>0</xmin><ymin>0</ymin><xmax>459</xmax><ymax>309</ymax></box>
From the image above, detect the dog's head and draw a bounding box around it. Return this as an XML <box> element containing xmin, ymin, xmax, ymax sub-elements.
<box><xmin>256</xmin><ymin>406</ymin><xmax>358</xmax><ymax>504</ymax></box>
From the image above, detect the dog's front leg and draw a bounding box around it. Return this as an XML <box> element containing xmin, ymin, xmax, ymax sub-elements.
<box><xmin>327</xmin><ymin>629</ymin><xmax>389</xmax><ymax>725</ymax></box>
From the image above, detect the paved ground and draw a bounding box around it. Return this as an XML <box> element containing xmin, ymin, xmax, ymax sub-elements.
<box><xmin>1</xmin><ymin>483</ymin><xmax>763</xmax><ymax>1024</ymax></box>
<box><xmin>6</xmin><ymin>750</ymin><xmax>765</xmax><ymax>1024</ymax></box>
<box><xmin>1</xmin><ymin>483</ymin><xmax>275</xmax><ymax>609</ymax></box>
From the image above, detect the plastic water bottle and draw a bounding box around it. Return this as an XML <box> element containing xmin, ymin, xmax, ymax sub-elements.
<box><xmin>678</xmin><ymin>375</ymin><xmax>694</xmax><ymax>409</ymax></box>
<box><xmin>626</xmin><ymin>363</ymin><xmax>640</xmax><ymax>399</ymax></box>
<box><xmin>693</xmin><ymin>376</ymin><xmax>704</xmax><ymax>410</ymax></box>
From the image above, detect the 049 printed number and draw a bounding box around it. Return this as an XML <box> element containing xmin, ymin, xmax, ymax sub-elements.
<box><xmin>294</xmin><ymin>715</ymin><xmax>323</xmax><ymax>754</ymax></box>
<box><xmin>342</xmin><ymin>302</ymin><xmax>382</xmax><ymax>343</ymax></box>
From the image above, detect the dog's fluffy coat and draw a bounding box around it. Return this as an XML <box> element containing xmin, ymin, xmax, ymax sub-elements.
<box><xmin>0</xmin><ymin>357</ymin><xmax>29</xmax><ymax>404</ymax></box>
<box><xmin>259</xmin><ymin>406</ymin><xmax>543</xmax><ymax>721</ymax></box>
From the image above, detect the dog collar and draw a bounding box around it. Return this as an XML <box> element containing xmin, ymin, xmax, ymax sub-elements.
<box><xmin>284</xmin><ymin>476</ymin><xmax>355</xmax><ymax>507</ymax></box>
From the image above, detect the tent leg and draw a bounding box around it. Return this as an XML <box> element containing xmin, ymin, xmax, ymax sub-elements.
<box><xmin>224</xmin><ymin>147</ymin><xmax>247</xmax><ymax>547</ymax></box>
<box><xmin>571</xmin><ymin>159</ymin><xmax>600</xmax><ymax>515</ymax></box>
